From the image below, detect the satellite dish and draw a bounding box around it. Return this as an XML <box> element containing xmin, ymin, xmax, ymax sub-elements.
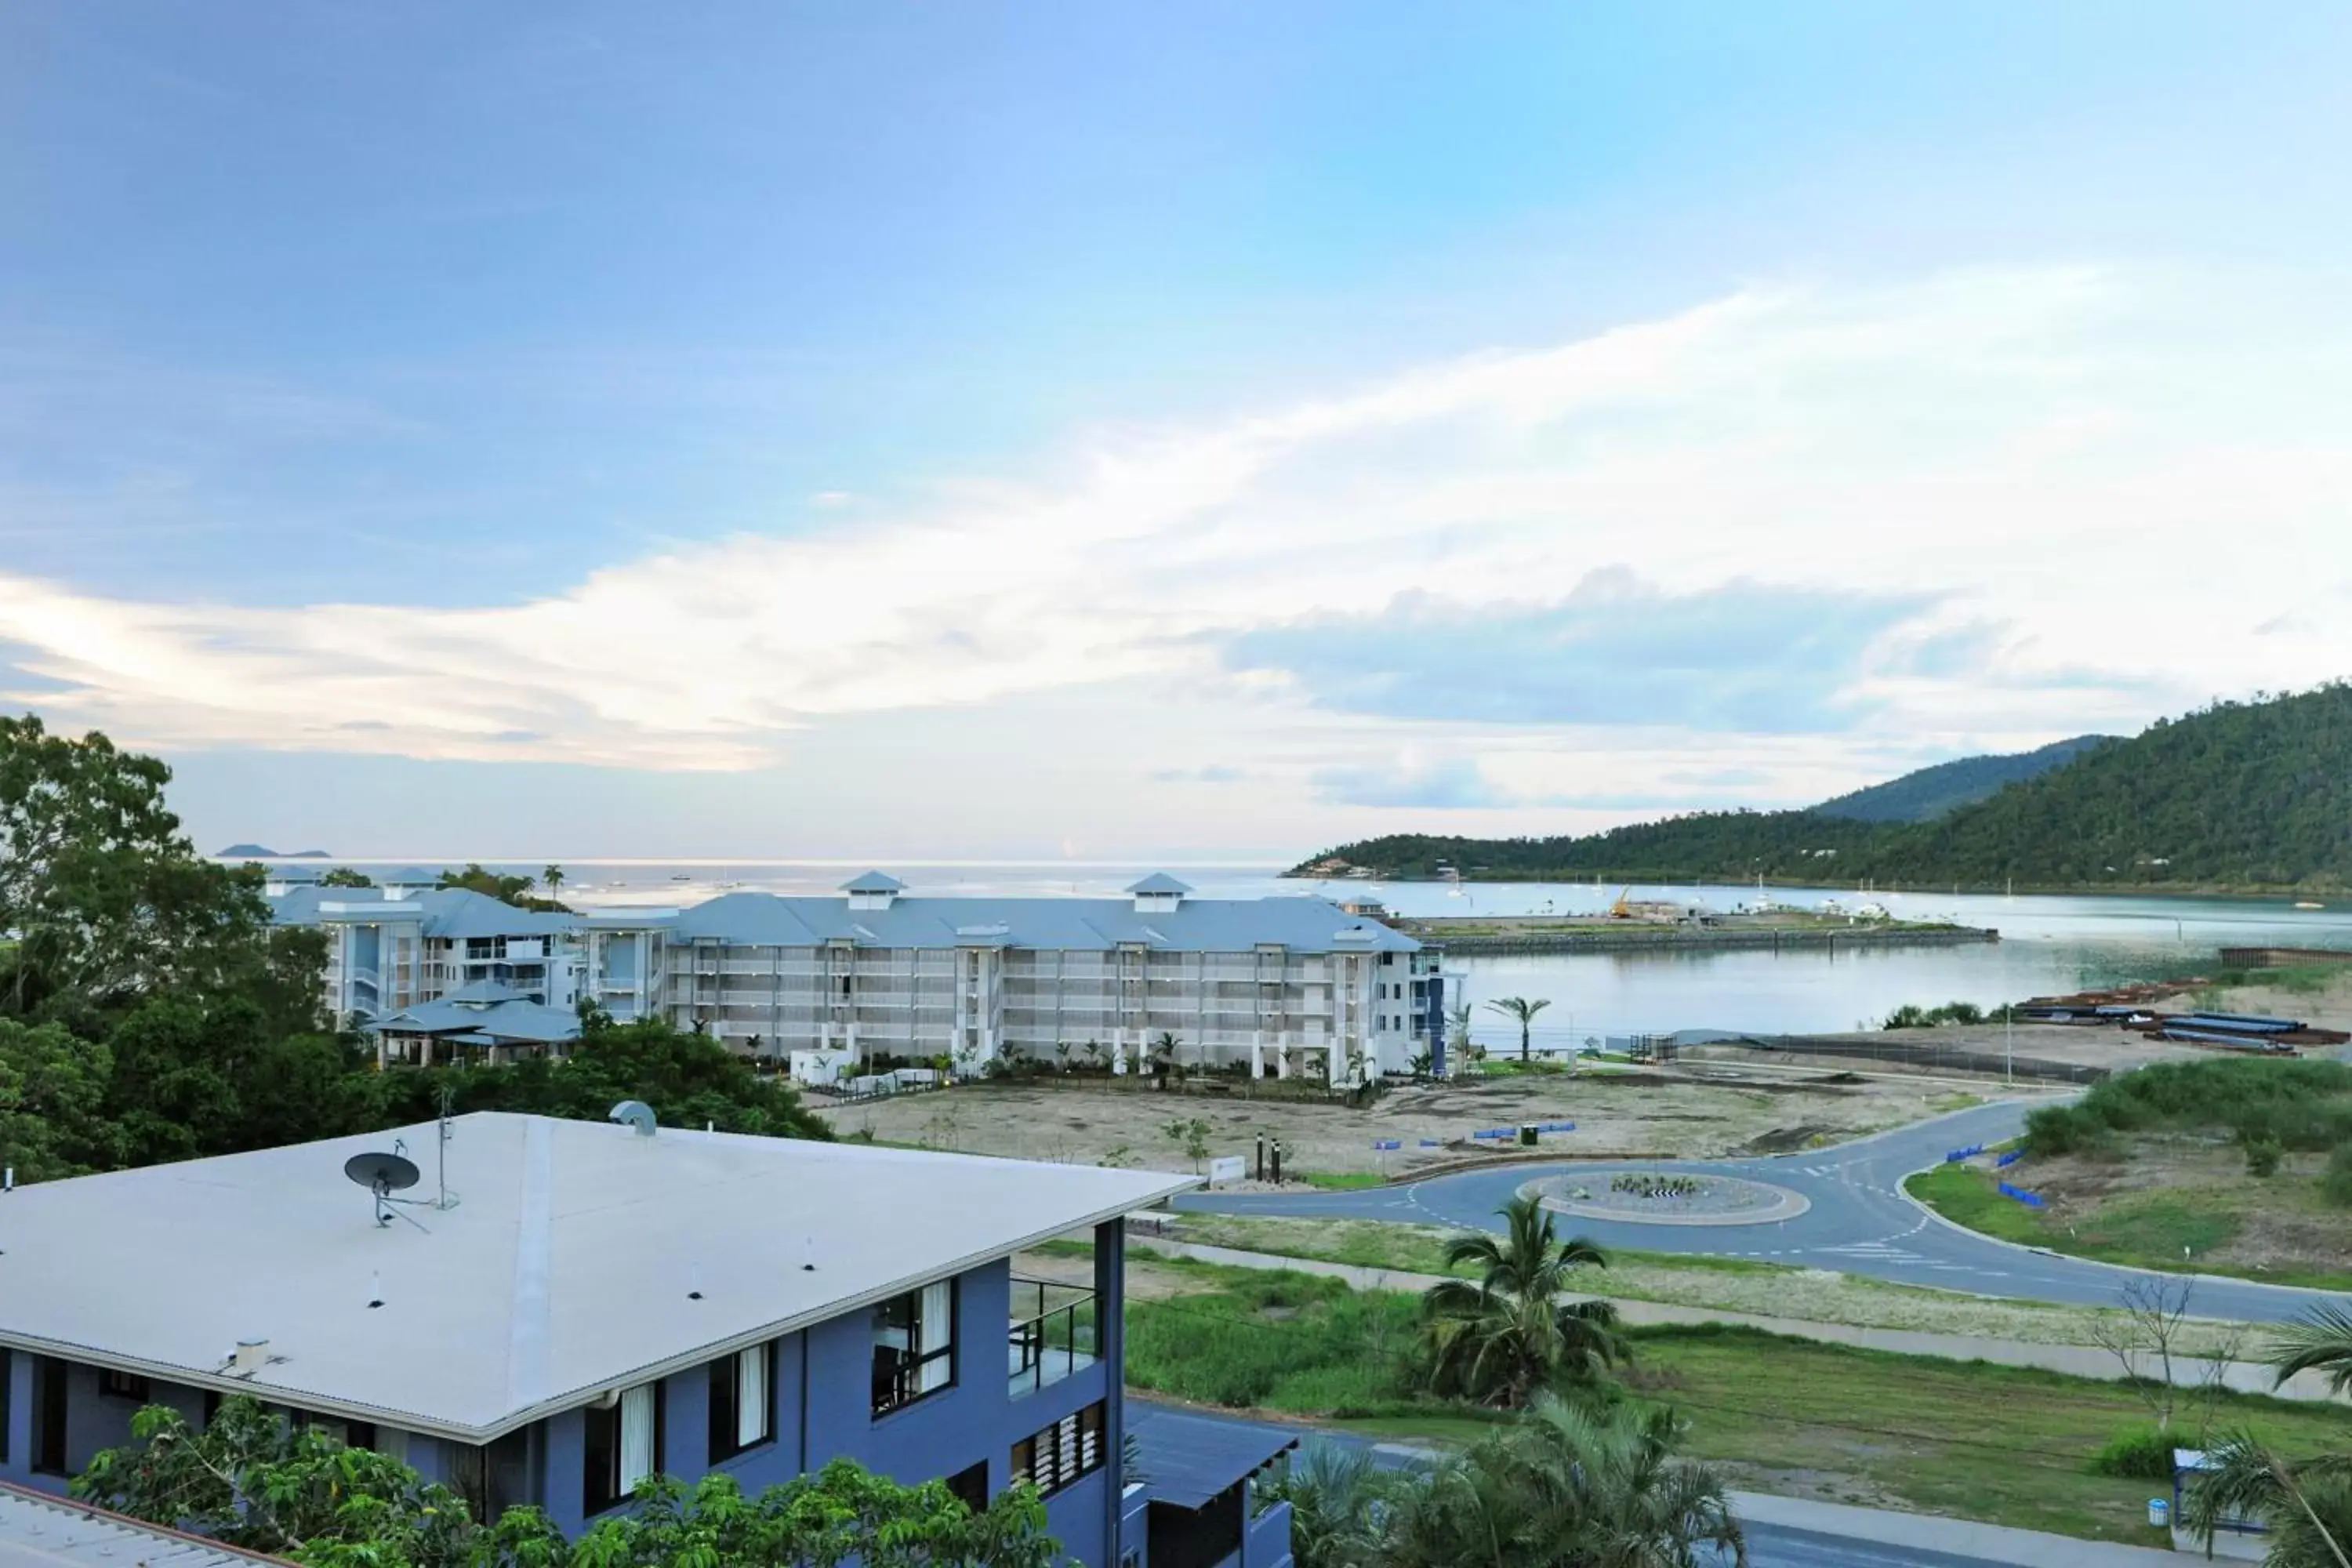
<box><xmin>345</xmin><ymin>1152</ymin><xmax>422</xmax><ymax>1194</ymax></box>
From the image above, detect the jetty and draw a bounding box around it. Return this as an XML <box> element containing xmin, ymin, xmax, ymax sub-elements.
<box><xmin>1397</xmin><ymin>913</ymin><xmax>1998</xmax><ymax>956</ymax></box>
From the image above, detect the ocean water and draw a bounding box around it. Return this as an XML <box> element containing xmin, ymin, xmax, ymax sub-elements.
<box><xmin>296</xmin><ymin>858</ymin><xmax>2352</xmax><ymax>1044</ymax></box>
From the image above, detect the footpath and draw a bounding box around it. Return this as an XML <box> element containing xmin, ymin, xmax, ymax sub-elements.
<box><xmin>1131</xmin><ymin>1238</ymin><xmax>2349</xmax><ymax>1405</ymax></box>
<box><xmin>1728</xmin><ymin>1491</ymin><xmax>2184</xmax><ymax>1566</ymax></box>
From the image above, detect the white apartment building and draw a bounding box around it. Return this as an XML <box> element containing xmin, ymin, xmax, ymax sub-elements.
<box><xmin>577</xmin><ymin>873</ymin><xmax>1442</xmax><ymax>1086</ymax></box>
<box><xmin>267</xmin><ymin>880</ymin><xmax>583</xmax><ymax>1030</ymax></box>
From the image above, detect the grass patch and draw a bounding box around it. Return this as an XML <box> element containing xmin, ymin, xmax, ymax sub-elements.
<box><xmin>1123</xmin><ymin>1266</ymin><xmax>1429</xmax><ymax>1415</ymax></box>
<box><xmin>1906</xmin><ymin>1161</ymin><xmax>2352</xmax><ymax>1290</ymax></box>
<box><xmin>1296</xmin><ymin>1171</ymin><xmax>1388</xmax><ymax>1191</ymax></box>
<box><xmin>1161</xmin><ymin>1212</ymin><xmax>2256</xmax><ymax>1352</ymax></box>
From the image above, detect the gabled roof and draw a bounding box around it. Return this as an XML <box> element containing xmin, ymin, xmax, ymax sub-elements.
<box><xmin>267</xmin><ymin>886</ymin><xmax>573</xmax><ymax>941</ymax></box>
<box><xmin>840</xmin><ymin>870</ymin><xmax>907</xmax><ymax>894</ymax></box>
<box><xmin>0</xmin><ymin>1479</ymin><xmax>298</xmax><ymax>1566</ymax></box>
<box><xmin>656</xmin><ymin>892</ymin><xmax>1417</xmax><ymax>954</ymax></box>
<box><xmin>1125</xmin><ymin>872</ymin><xmax>1194</xmax><ymax>895</ymax></box>
<box><xmin>0</xmin><ymin>1114</ymin><xmax>1194</xmax><ymax>1440</ymax></box>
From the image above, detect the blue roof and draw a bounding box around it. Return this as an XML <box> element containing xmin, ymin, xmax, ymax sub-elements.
<box><xmin>658</xmin><ymin>891</ymin><xmax>1417</xmax><ymax>955</ymax></box>
<box><xmin>1130</xmin><ymin>1407</ymin><xmax>1298</xmax><ymax>1510</ymax></box>
<box><xmin>1126</xmin><ymin>872</ymin><xmax>1194</xmax><ymax>895</ymax></box>
<box><xmin>267</xmin><ymin>886</ymin><xmax>573</xmax><ymax>941</ymax></box>
<box><xmin>376</xmin><ymin>994</ymin><xmax>581</xmax><ymax>1044</ymax></box>
<box><xmin>840</xmin><ymin>870</ymin><xmax>908</xmax><ymax>893</ymax></box>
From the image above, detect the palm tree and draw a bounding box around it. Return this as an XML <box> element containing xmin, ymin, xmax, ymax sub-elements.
<box><xmin>1421</xmin><ymin>1194</ymin><xmax>1626</xmax><ymax>1407</ymax></box>
<box><xmin>2273</xmin><ymin>1301</ymin><xmax>2352</xmax><ymax>1398</ymax></box>
<box><xmin>1484</xmin><ymin>996</ymin><xmax>1552</xmax><ymax>1065</ymax></box>
<box><xmin>1388</xmin><ymin>1395</ymin><xmax>1745</xmax><ymax>1567</ymax></box>
<box><xmin>1262</xmin><ymin>1442</ymin><xmax>1418</xmax><ymax>1568</ymax></box>
<box><xmin>543</xmin><ymin>864</ymin><xmax>565</xmax><ymax>899</ymax></box>
<box><xmin>1446</xmin><ymin>999</ymin><xmax>1474</xmax><ymax>1066</ymax></box>
<box><xmin>2182</xmin><ymin>1433</ymin><xmax>2352</xmax><ymax>1568</ymax></box>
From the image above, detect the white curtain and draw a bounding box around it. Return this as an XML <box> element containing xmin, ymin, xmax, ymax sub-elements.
<box><xmin>619</xmin><ymin>1384</ymin><xmax>656</xmax><ymax>1494</ymax></box>
<box><xmin>918</xmin><ymin>1279</ymin><xmax>953</xmax><ymax>1393</ymax></box>
<box><xmin>737</xmin><ymin>1345</ymin><xmax>769</xmax><ymax>1447</ymax></box>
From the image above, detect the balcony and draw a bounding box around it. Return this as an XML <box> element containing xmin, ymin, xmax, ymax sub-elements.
<box><xmin>1008</xmin><ymin>1276</ymin><xmax>1097</xmax><ymax>1397</ymax></box>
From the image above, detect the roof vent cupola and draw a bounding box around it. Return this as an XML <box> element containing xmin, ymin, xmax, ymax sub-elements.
<box><xmin>841</xmin><ymin>871</ymin><xmax>906</xmax><ymax>912</ymax></box>
<box><xmin>1127</xmin><ymin>873</ymin><xmax>1192</xmax><ymax>915</ymax></box>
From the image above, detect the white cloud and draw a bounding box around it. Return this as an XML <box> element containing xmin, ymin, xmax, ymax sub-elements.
<box><xmin>2</xmin><ymin>264</ymin><xmax>2347</xmax><ymax>779</ymax></box>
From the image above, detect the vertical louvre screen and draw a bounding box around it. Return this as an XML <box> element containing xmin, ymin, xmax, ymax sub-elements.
<box><xmin>738</xmin><ymin>1344</ymin><xmax>769</xmax><ymax>1447</ymax></box>
<box><xmin>917</xmin><ymin>1280</ymin><xmax>953</xmax><ymax>1394</ymax></box>
<box><xmin>1011</xmin><ymin>1401</ymin><xmax>1106</xmax><ymax>1499</ymax></box>
<box><xmin>619</xmin><ymin>1384</ymin><xmax>657</xmax><ymax>1494</ymax></box>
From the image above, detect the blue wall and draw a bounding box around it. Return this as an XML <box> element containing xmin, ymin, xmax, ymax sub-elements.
<box><xmin>2</xmin><ymin>1219</ymin><xmax>1134</xmax><ymax>1566</ymax></box>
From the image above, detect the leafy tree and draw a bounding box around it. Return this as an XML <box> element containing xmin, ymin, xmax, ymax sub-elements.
<box><xmin>80</xmin><ymin>1399</ymin><xmax>1061</xmax><ymax>1568</ymax></box>
<box><xmin>0</xmin><ymin>1016</ymin><xmax>114</xmax><ymax>1179</ymax></box>
<box><xmin>1483</xmin><ymin>996</ymin><xmax>1551</xmax><ymax>1066</ymax></box>
<box><xmin>320</xmin><ymin>867</ymin><xmax>376</xmax><ymax>887</ymax></box>
<box><xmin>0</xmin><ymin>714</ymin><xmax>279</xmax><ymax>1017</ymax></box>
<box><xmin>438</xmin><ymin>862</ymin><xmax>569</xmax><ymax>913</ymax></box>
<box><xmin>1386</xmin><ymin>1396</ymin><xmax>1745</xmax><ymax>1568</ymax></box>
<box><xmin>1421</xmin><ymin>1195</ymin><xmax>1626</xmax><ymax>1407</ymax></box>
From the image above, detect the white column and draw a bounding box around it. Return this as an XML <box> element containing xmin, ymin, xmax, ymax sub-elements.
<box><xmin>1250</xmin><ymin>1030</ymin><xmax>1265</xmax><ymax>1080</ymax></box>
<box><xmin>1110</xmin><ymin>1025</ymin><xmax>1129</xmax><ymax>1075</ymax></box>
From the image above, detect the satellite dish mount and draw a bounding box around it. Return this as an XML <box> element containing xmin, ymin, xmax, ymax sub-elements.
<box><xmin>344</xmin><ymin>1142</ymin><xmax>427</xmax><ymax>1232</ymax></box>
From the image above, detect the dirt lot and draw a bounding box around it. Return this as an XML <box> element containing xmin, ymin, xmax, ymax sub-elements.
<box><xmin>811</xmin><ymin>1065</ymin><xmax>2041</xmax><ymax>1178</ymax></box>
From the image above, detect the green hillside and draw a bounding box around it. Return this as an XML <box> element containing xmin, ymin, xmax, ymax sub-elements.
<box><xmin>1291</xmin><ymin>684</ymin><xmax>2352</xmax><ymax>891</ymax></box>
<box><xmin>1809</xmin><ymin>735</ymin><xmax>2113</xmax><ymax>823</ymax></box>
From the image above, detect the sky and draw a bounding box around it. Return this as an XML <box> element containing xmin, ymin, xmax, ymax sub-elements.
<box><xmin>3</xmin><ymin>2</ymin><xmax>2350</xmax><ymax>859</ymax></box>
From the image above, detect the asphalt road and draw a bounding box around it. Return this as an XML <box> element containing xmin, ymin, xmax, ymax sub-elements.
<box><xmin>1175</xmin><ymin>1098</ymin><xmax>2344</xmax><ymax>1323</ymax></box>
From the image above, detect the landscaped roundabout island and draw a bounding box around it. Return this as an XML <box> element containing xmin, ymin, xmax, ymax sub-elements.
<box><xmin>1522</xmin><ymin>1167</ymin><xmax>1811</xmax><ymax>1225</ymax></box>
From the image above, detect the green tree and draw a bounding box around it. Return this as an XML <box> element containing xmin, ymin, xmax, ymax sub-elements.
<box><xmin>0</xmin><ymin>714</ymin><xmax>278</xmax><ymax>1018</ymax></box>
<box><xmin>320</xmin><ymin>867</ymin><xmax>375</xmax><ymax>887</ymax></box>
<box><xmin>1483</xmin><ymin>996</ymin><xmax>1552</xmax><ymax>1066</ymax></box>
<box><xmin>438</xmin><ymin>862</ymin><xmax>568</xmax><ymax>913</ymax></box>
<box><xmin>0</xmin><ymin>1016</ymin><xmax>115</xmax><ymax>1179</ymax></box>
<box><xmin>2272</xmin><ymin>1302</ymin><xmax>2352</xmax><ymax>1399</ymax></box>
<box><xmin>1261</xmin><ymin>1443</ymin><xmax>1415</xmax><ymax>1568</ymax></box>
<box><xmin>574</xmin><ymin>1465</ymin><xmax>1059</xmax><ymax>1568</ymax></box>
<box><xmin>543</xmin><ymin>864</ymin><xmax>565</xmax><ymax>898</ymax></box>
<box><xmin>1387</xmin><ymin>1396</ymin><xmax>1746</xmax><ymax>1568</ymax></box>
<box><xmin>1421</xmin><ymin>1194</ymin><xmax>1626</xmax><ymax>1408</ymax></box>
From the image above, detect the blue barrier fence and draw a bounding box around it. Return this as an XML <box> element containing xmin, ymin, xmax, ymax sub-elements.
<box><xmin>1998</xmin><ymin>1181</ymin><xmax>2046</xmax><ymax>1208</ymax></box>
<box><xmin>1372</xmin><ymin>1139</ymin><xmax>1402</xmax><ymax>1151</ymax></box>
<box><xmin>1538</xmin><ymin>1121</ymin><xmax>1577</xmax><ymax>1133</ymax></box>
<box><xmin>1944</xmin><ymin>1143</ymin><xmax>1985</xmax><ymax>1163</ymax></box>
<box><xmin>1996</xmin><ymin>1149</ymin><xmax>2025</xmax><ymax>1169</ymax></box>
<box><xmin>1419</xmin><ymin>1138</ymin><xmax>1442</xmax><ymax>1148</ymax></box>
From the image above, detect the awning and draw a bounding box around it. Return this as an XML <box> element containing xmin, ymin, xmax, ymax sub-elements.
<box><xmin>1129</xmin><ymin>1406</ymin><xmax>1299</xmax><ymax>1510</ymax></box>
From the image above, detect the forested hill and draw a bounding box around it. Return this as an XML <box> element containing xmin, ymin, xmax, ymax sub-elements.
<box><xmin>1809</xmin><ymin>734</ymin><xmax>2113</xmax><ymax>823</ymax></box>
<box><xmin>1290</xmin><ymin>683</ymin><xmax>2352</xmax><ymax>891</ymax></box>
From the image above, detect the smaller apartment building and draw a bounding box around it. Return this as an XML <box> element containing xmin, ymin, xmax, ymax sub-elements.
<box><xmin>268</xmin><ymin>881</ymin><xmax>583</xmax><ymax>1039</ymax></box>
<box><xmin>581</xmin><ymin>874</ymin><xmax>1442</xmax><ymax>1085</ymax></box>
<box><xmin>0</xmin><ymin>1112</ymin><xmax>1198</xmax><ymax>1565</ymax></box>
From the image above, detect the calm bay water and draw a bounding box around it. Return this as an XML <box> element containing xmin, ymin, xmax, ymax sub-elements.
<box><xmin>331</xmin><ymin>858</ymin><xmax>2352</xmax><ymax>1046</ymax></box>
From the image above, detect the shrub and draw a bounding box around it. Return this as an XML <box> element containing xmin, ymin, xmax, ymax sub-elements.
<box><xmin>2089</xmin><ymin>1425</ymin><xmax>2176</xmax><ymax>1480</ymax></box>
<box><xmin>2324</xmin><ymin>1144</ymin><xmax>2352</xmax><ymax>1208</ymax></box>
<box><xmin>2025</xmin><ymin>1103</ymin><xmax>2113</xmax><ymax>1158</ymax></box>
<box><xmin>2241</xmin><ymin>1131</ymin><xmax>2284</xmax><ymax>1178</ymax></box>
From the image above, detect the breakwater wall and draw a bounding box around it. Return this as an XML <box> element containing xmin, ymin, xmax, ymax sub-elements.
<box><xmin>1401</xmin><ymin>924</ymin><xmax>1999</xmax><ymax>956</ymax></box>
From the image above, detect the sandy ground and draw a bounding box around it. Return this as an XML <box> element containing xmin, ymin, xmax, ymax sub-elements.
<box><xmin>2190</xmin><ymin>971</ymin><xmax>2352</xmax><ymax>1035</ymax></box>
<box><xmin>812</xmin><ymin>1065</ymin><xmax>2032</xmax><ymax>1177</ymax></box>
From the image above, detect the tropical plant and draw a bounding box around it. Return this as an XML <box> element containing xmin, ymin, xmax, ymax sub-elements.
<box><xmin>1483</xmin><ymin>996</ymin><xmax>1552</xmax><ymax>1065</ymax></box>
<box><xmin>1421</xmin><ymin>1194</ymin><xmax>1626</xmax><ymax>1407</ymax></box>
<box><xmin>543</xmin><ymin>863</ymin><xmax>565</xmax><ymax>898</ymax></box>
<box><xmin>2181</xmin><ymin>1434</ymin><xmax>2352</xmax><ymax>1568</ymax></box>
<box><xmin>1263</xmin><ymin>1442</ymin><xmax>1416</xmax><ymax>1568</ymax></box>
<box><xmin>2272</xmin><ymin>1302</ymin><xmax>2352</xmax><ymax>1399</ymax></box>
<box><xmin>1385</xmin><ymin>1395</ymin><xmax>1745</xmax><ymax>1568</ymax></box>
<box><xmin>319</xmin><ymin>866</ymin><xmax>374</xmax><ymax>887</ymax></box>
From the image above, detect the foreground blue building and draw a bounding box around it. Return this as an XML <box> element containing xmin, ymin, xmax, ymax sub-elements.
<box><xmin>0</xmin><ymin>1109</ymin><xmax>1242</xmax><ymax>1565</ymax></box>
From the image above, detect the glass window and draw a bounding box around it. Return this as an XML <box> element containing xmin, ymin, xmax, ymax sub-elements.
<box><xmin>584</xmin><ymin>1381</ymin><xmax>665</xmax><ymax>1515</ymax></box>
<box><xmin>708</xmin><ymin>1342</ymin><xmax>773</xmax><ymax>1461</ymax></box>
<box><xmin>1009</xmin><ymin>1401</ymin><xmax>1105</xmax><ymax>1500</ymax></box>
<box><xmin>871</xmin><ymin>1279</ymin><xmax>956</xmax><ymax>1417</ymax></box>
<box><xmin>99</xmin><ymin>1368</ymin><xmax>151</xmax><ymax>1402</ymax></box>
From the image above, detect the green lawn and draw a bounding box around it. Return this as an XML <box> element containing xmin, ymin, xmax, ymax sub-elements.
<box><xmin>1124</xmin><ymin>1263</ymin><xmax>2352</xmax><ymax>1547</ymax></box>
<box><xmin>1905</xmin><ymin>1162</ymin><xmax>2352</xmax><ymax>1291</ymax></box>
<box><xmin>1296</xmin><ymin>1171</ymin><xmax>1388</xmax><ymax>1191</ymax></box>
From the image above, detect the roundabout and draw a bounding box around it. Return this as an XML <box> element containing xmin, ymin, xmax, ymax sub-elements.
<box><xmin>1522</xmin><ymin>1168</ymin><xmax>1810</xmax><ymax>1225</ymax></box>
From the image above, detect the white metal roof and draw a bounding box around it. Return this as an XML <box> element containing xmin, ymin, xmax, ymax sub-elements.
<box><xmin>0</xmin><ymin>1483</ymin><xmax>292</xmax><ymax>1567</ymax></box>
<box><xmin>0</xmin><ymin>1114</ymin><xmax>1193</xmax><ymax>1442</ymax></box>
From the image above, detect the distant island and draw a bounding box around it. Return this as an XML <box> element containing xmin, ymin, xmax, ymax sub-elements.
<box><xmin>217</xmin><ymin>844</ymin><xmax>332</xmax><ymax>858</ymax></box>
<box><xmin>1290</xmin><ymin>682</ymin><xmax>2352</xmax><ymax>894</ymax></box>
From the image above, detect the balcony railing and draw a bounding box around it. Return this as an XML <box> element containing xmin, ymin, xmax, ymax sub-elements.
<box><xmin>1008</xmin><ymin>1276</ymin><xmax>1097</xmax><ymax>1398</ymax></box>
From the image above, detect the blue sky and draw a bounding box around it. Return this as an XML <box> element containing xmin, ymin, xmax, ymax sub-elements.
<box><xmin>3</xmin><ymin>2</ymin><xmax>2349</xmax><ymax>857</ymax></box>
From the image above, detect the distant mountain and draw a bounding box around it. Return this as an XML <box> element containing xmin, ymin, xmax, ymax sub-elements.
<box><xmin>216</xmin><ymin>844</ymin><xmax>332</xmax><ymax>858</ymax></box>
<box><xmin>1289</xmin><ymin>683</ymin><xmax>2352</xmax><ymax>892</ymax></box>
<box><xmin>1809</xmin><ymin>735</ymin><xmax>2115</xmax><ymax>823</ymax></box>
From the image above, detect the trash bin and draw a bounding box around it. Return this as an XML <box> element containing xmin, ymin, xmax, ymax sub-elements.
<box><xmin>2147</xmin><ymin>1497</ymin><xmax>2170</xmax><ymax>1528</ymax></box>
<box><xmin>1519</xmin><ymin>1124</ymin><xmax>1539</xmax><ymax>1148</ymax></box>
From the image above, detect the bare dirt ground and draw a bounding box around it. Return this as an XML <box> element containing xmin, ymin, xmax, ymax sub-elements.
<box><xmin>811</xmin><ymin>1065</ymin><xmax>2034</xmax><ymax>1178</ymax></box>
<box><xmin>2016</xmin><ymin>1134</ymin><xmax>2352</xmax><ymax>1279</ymax></box>
<box><xmin>2187</xmin><ymin>970</ymin><xmax>2352</xmax><ymax>1036</ymax></box>
<box><xmin>1705</xmin><ymin>1020</ymin><xmax>2220</xmax><ymax>1073</ymax></box>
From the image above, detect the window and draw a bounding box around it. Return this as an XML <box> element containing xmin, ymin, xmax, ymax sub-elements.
<box><xmin>707</xmin><ymin>1342</ymin><xmax>773</xmax><ymax>1461</ymax></box>
<box><xmin>872</xmin><ymin>1279</ymin><xmax>956</xmax><ymax>1417</ymax></box>
<box><xmin>1009</xmin><ymin>1402</ymin><xmax>1104</xmax><ymax>1500</ymax></box>
<box><xmin>100</xmin><ymin>1368</ymin><xmax>151</xmax><ymax>1403</ymax></box>
<box><xmin>34</xmin><ymin>1356</ymin><xmax>70</xmax><ymax>1475</ymax></box>
<box><xmin>946</xmin><ymin>1459</ymin><xmax>989</xmax><ymax>1513</ymax></box>
<box><xmin>584</xmin><ymin>1381</ymin><xmax>665</xmax><ymax>1515</ymax></box>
